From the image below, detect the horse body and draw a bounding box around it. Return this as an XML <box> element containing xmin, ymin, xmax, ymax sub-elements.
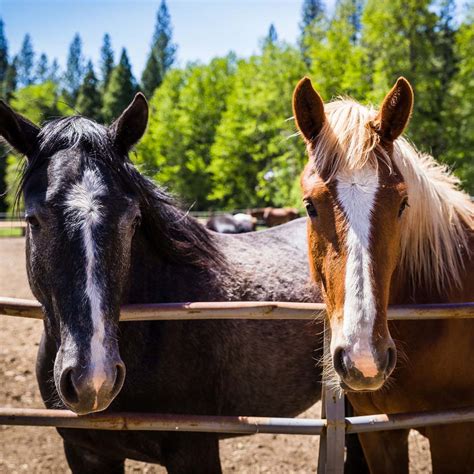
<box><xmin>293</xmin><ymin>77</ymin><xmax>474</xmax><ymax>473</ymax></box>
<box><xmin>0</xmin><ymin>97</ymin><xmax>326</xmax><ymax>473</ymax></box>
<box><xmin>37</xmin><ymin>217</ymin><xmax>321</xmax><ymax>470</ymax></box>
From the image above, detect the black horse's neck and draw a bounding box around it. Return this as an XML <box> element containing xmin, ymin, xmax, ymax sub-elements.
<box><xmin>125</xmin><ymin>185</ymin><xmax>231</xmax><ymax>304</ymax></box>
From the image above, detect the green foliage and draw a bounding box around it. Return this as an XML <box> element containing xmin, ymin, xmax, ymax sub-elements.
<box><xmin>441</xmin><ymin>11</ymin><xmax>474</xmax><ymax>193</ymax></box>
<box><xmin>0</xmin><ymin>1</ymin><xmax>473</xmax><ymax>213</ymax></box>
<box><xmin>4</xmin><ymin>81</ymin><xmax>63</xmax><ymax>211</ymax></box>
<box><xmin>17</xmin><ymin>34</ymin><xmax>34</xmax><ymax>87</ymax></box>
<box><xmin>141</xmin><ymin>0</ymin><xmax>177</xmax><ymax>97</ymax></box>
<box><xmin>76</xmin><ymin>61</ymin><xmax>102</xmax><ymax>121</ymax></box>
<box><xmin>136</xmin><ymin>55</ymin><xmax>236</xmax><ymax>208</ymax></box>
<box><xmin>101</xmin><ymin>48</ymin><xmax>138</xmax><ymax>123</ymax></box>
<box><xmin>208</xmin><ymin>43</ymin><xmax>307</xmax><ymax>208</ymax></box>
<box><xmin>308</xmin><ymin>0</ymin><xmax>369</xmax><ymax>100</ymax></box>
<box><xmin>1</xmin><ymin>55</ymin><xmax>17</xmax><ymax>100</ymax></box>
<box><xmin>299</xmin><ymin>0</ymin><xmax>325</xmax><ymax>65</ymax></box>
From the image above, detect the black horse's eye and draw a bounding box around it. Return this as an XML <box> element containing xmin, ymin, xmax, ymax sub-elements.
<box><xmin>398</xmin><ymin>198</ymin><xmax>409</xmax><ymax>217</ymax></box>
<box><xmin>25</xmin><ymin>214</ymin><xmax>41</xmax><ymax>229</ymax></box>
<box><xmin>304</xmin><ymin>200</ymin><xmax>318</xmax><ymax>218</ymax></box>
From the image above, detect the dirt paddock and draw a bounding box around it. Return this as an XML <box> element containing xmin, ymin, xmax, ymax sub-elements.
<box><xmin>0</xmin><ymin>237</ymin><xmax>431</xmax><ymax>473</ymax></box>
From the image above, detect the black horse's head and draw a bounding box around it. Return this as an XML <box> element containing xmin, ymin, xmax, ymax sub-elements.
<box><xmin>0</xmin><ymin>95</ymin><xmax>148</xmax><ymax>414</ymax></box>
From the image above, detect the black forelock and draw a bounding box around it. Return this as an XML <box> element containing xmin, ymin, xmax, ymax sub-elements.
<box><xmin>16</xmin><ymin>115</ymin><xmax>224</xmax><ymax>270</ymax></box>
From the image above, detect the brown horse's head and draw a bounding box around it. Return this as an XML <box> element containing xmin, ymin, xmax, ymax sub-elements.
<box><xmin>293</xmin><ymin>77</ymin><xmax>414</xmax><ymax>391</ymax></box>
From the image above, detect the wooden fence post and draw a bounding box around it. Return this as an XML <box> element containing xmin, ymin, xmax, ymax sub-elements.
<box><xmin>317</xmin><ymin>321</ymin><xmax>346</xmax><ymax>474</ymax></box>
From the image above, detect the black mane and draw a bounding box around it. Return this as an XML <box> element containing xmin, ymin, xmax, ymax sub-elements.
<box><xmin>18</xmin><ymin>115</ymin><xmax>224</xmax><ymax>270</ymax></box>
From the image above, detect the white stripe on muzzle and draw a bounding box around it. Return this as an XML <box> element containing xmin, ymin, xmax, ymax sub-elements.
<box><xmin>65</xmin><ymin>168</ymin><xmax>107</xmax><ymax>406</ymax></box>
<box><xmin>336</xmin><ymin>167</ymin><xmax>379</xmax><ymax>378</ymax></box>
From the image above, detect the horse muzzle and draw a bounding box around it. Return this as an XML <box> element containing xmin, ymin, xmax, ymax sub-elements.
<box><xmin>332</xmin><ymin>342</ymin><xmax>397</xmax><ymax>392</ymax></box>
<box><xmin>57</xmin><ymin>355</ymin><xmax>126</xmax><ymax>415</ymax></box>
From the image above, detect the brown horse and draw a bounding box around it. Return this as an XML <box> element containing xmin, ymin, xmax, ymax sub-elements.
<box><xmin>293</xmin><ymin>76</ymin><xmax>473</xmax><ymax>473</ymax></box>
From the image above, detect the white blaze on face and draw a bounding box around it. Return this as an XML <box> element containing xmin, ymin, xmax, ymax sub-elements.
<box><xmin>65</xmin><ymin>168</ymin><xmax>107</xmax><ymax>406</ymax></box>
<box><xmin>336</xmin><ymin>167</ymin><xmax>379</xmax><ymax>378</ymax></box>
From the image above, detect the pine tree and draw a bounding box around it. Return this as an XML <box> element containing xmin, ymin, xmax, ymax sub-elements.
<box><xmin>299</xmin><ymin>0</ymin><xmax>325</xmax><ymax>65</ymax></box>
<box><xmin>0</xmin><ymin>19</ymin><xmax>8</xmax><ymax>84</ymax></box>
<box><xmin>63</xmin><ymin>33</ymin><xmax>85</xmax><ymax>104</ymax></box>
<box><xmin>265</xmin><ymin>24</ymin><xmax>278</xmax><ymax>46</ymax></box>
<box><xmin>36</xmin><ymin>53</ymin><xmax>49</xmax><ymax>82</ymax></box>
<box><xmin>102</xmin><ymin>48</ymin><xmax>138</xmax><ymax>123</ymax></box>
<box><xmin>48</xmin><ymin>58</ymin><xmax>60</xmax><ymax>83</ymax></box>
<box><xmin>2</xmin><ymin>56</ymin><xmax>17</xmax><ymax>100</ymax></box>
<box><xmin>100</xmin><ymin>33</ymin><xmax>114</xmax><ymax>89</ymax></box>
<box><xmin>141</xmin><ymin>0</ymin><xmax>177</xmax><ymax>98</ymax></box>
<box><xmin>348</xmin><ymin>0</ymin><xmax>363</xmax><ymax>44</ymax></box>
<box><xmin>17</xmin><ymin>34</ymin><xmax>35</xmax><ymax>87</ymax></box>
<box><xmin>76</xmin><ymin>60</ymin><xmax>102</xmax><ymax>121</ymax></box>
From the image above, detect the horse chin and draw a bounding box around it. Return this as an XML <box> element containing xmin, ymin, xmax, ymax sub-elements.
<box><xmin>339</xmin><ymin>377</ymin><xmax>385</xmax><ymax>393</ymax></box>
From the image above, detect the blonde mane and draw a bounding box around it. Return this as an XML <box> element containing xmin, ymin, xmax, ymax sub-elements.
<box><xmin>309</xmin><ymin>98</ymin><xmax>473</xmax><ymax>292</ymax></box>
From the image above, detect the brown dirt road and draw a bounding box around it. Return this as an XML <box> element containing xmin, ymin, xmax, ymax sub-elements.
<box><xmin>0</xmin><ymin>238</ymin><xmax>431</xmax><ymax>473</ymax></box>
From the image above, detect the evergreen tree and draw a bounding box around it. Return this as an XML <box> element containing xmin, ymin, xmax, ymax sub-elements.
<box><xmin>141</xmin><ymin>0</ymin><xmax>177</xmax><ymax>97</ymax></box>
<box><xmin>300</xmin><ymin>0</ymin><xmax>325</xmax><ymax>31</ymax></box>
<box><xmin>102</xmin><ymin>48</ymin><xmax>137</xmax><ymax>123</ymax></box>
<box><xmin>48</xmin><ymin>58</ymin><xmax>60</xmax><ymax>83</ymax></box>
<box><xmin>299</xmin><ymin>0</ymin><xmax>325</xmax><ymax>65</ymax></box>
<box><xmin>17</xmin><ymin>34</ymin><xmax>35</xmax><ymax>86</ymax></box>
<box><xmin>63</xmin><ymin>33</ymin><xmax>85</xmax><ymax>104</ymax></box>
<box><xmin>0</xmin><ymin>19</ymin><xmax>8</xmax><ymax>83</ymax></box>
<box><xmin>348</xmin><ymin>0</ymin><xmax>363</xmax><ymax>44</ymax></box>
<box><xmin>35</xmin><ymin>53</ymin><xmax>49</xmax><ymax>82</ymax></box>
<box><xmin>100</xmin><ymin>33</ymin><xmax>114</xmax><ymax>89</ymax></box>
<box><xmin>76</xmin><ymin>60</ymin><xmax>102</xmax><ymax>121</ymax></box>
<box><xmin>2</xmin><ymin>56</ymin><xmax>17</xmax><ymax>100</ymax></box>
<box><xmin>265</xmin><ymin>24</ymin><xmax>278</xmax><ymax>46</ymax></box>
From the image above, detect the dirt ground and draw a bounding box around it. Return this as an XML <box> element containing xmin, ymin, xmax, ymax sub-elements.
<box><xmin>0</xmin><ymin>237</ymin><xmax>432</xmax><ymax>473</ymax></box>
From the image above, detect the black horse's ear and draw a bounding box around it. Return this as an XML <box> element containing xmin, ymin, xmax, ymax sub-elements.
<box><xmin>371</xmin><ymin>77</ymin><xmax>414</xmax><ymax>142</ymax></box>
<box><xmin>0</xmin><ymin>100</ymin><xmax>40</xmax><ymax>156</ymax></box>
<box><xmin>293</xmin><ymin>77</ymin><xmax>325</xmax><ymax>144</ymax></box>
<box><xmin>110</xmin><ymin>93</ymin><xmax>149</xmax><ymax>154</ymax></box>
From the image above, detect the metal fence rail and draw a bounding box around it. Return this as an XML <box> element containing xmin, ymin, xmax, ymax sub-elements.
<box><xmin>1</xmin><ymin>297</ymin><xmax>473</xmax><ymax>473</ymax></box>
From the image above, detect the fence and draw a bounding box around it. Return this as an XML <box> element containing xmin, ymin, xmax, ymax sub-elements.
<box><xmin>1</xmin><ymin>296</ymin><xmax>473</xmax><ymax>473</ymax></box>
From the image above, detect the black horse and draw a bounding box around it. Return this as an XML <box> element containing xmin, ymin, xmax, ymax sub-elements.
<box><xmin>0</xmin><ymin>95</ymin><xmax>365</xmax><ymax>473</ymax></box>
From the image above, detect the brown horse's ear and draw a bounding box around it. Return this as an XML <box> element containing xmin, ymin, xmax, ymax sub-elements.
<box><xmin>293</xmin><ymin>77</ymin><xmax>325</xmax><ymax>144</ymax></box>
<box><xmin>0</xmin><ymin>100</ymin><xmax>40</xmax><ymax>156</ymax></box>
<box><xmin>372</xmin><ymin>77</ymin><xmax>414</xmax><ymax>142</ymax></box>
<box><xmin>110</xmin><ymin>92</ymin><xmax>149</xmax><ymax>154</ymax></box>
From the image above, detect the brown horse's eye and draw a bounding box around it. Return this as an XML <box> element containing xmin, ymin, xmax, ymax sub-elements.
<box><xmin>398</xmin><ymin>198</ymin><xmax>409</xmax><ymax>217</ymax></box>
<box><xmin>304</xmin><ymin>200</ymin><xmax>318</xmax><ymax>218</ymax></box>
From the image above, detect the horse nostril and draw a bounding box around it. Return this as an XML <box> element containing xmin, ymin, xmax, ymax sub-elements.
<box><xmin>333</xmin><ymin>346</ymin><xmax>347</xmax><ymax>378</ymax></box>
<box><xmin>111</xmin><ymin>362</ymin><xmax>126</xmax><ymax>397</ymax></box>
<box><xmin>60</xmin><ymin>367</ymin><xmax>79</xmax><ymax>404</ymax></box>
<box><xmin>384</xmin><ymin>346</ymin><xmax>397</xmax><ymax>376</ymax></box>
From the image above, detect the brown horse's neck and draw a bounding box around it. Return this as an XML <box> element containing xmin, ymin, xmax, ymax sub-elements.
<box><xmin>390</xmin><ymin>221</ymin><xmax>474</xmax><ymax>305</ymax></box>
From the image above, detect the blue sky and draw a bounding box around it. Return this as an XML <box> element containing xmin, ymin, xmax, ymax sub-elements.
<box><xmin>1</xmin><ymin>0</ymin><xmax>337</xmax><ymax>78</ymax></box>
